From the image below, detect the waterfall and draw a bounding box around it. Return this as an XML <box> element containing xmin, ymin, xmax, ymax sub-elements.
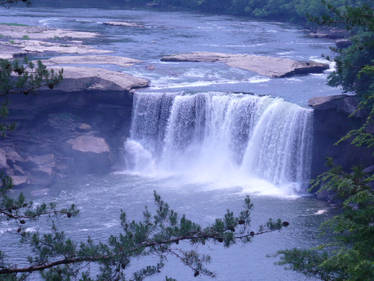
<box><xmin>125</xmin><ymin>92</ymin><xmax>313</xmax><ymax>194</ymax></box>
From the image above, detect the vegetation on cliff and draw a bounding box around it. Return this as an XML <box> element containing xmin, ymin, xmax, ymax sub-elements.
<box><xmin>124</xmin><ymin>0</ymin><xmax>373</xmax><ymax>24</ymax></box>
<box><xmin>278</xmin><ymin>2</ymin><xmax>374</xmax><ymax>280</ymax></box>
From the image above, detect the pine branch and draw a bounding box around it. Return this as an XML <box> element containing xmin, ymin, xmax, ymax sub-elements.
<box><xmin>0</xmin><ymin>228</ymin><xmax>284</xmax><ymax>275</ymax></box>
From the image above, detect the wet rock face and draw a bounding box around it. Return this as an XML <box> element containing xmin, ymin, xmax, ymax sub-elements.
<box><xmin>161</xmin><ymin>52</ymin><xmax>329</xmax><ymax>78</ymax></box>
<box><xmin>2</xmin><ymin>88</ymin><xmax>135</xmax><ymax>187</ymax></box>
<box><xmin>67</xmin><ymin>135</ymin><xmax>110</xmax><ymax>154</ymax></box>
<box><xmin>66</xmin><ymin>135</ymin><xmax>112</xmax><ymax>174</ymax></box>
<box><xmin>309</xmin><ymin>95</ymin><xmax>374</xmax><ymax>178</ymax></box>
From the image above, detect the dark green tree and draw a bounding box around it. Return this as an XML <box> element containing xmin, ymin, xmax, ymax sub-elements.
<box><xmin>278</xmin><ymin>1</ymin><xmax>374</xmax><ymax>280</ymax></box>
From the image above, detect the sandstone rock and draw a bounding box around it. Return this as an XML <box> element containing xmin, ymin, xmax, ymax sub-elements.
<box><xmin>336</xmin><ymin>39</ymin><xmax>352</xmax><ymax>49</ymax></box>
<box><xmin>6</xmin><ymin>149</ymin><xmax>23</xmax><ymax>162</ymax></box>
<box><xmin>308</xmin><ymin>94</ymin><xmax>360</xmax><ymax>116</ymax></box>
<box><xmin>77</xmin><ymin>123</ymin><xmax>92</xmax><ymax>132</ymax></box>
<box><xmin>0</xmin><ymin>24</ymin><xmax>98</xmax><ymax>40</ymax></box>
<box><xmin>103</xmin><ymin>21</ymin><xmax>144</xmax><ymax>28</ymax></box>
<box><xmin>0</xmin><ymin>43</ymin><xmax>26</xmax><ymax>59</ymax></box>
<box><xmin>6</xmin><ymin>39</ymin><xmax>110</xmax><ymax>55</ymax></box>
<box><xmin>308</xmin><ymin>95</ymin><xmax>348</xmax><ymax>110</ymax></box>
<box><xmin>67</xmin><ymin>135</ymin><xmax>110</xmax><ymax>154</ymax></box>
<box><xmin>48</xmin><ymin>66</ymin><xmax>149</xmax><ymax>92</ymax></box>
<box><xmin>162</xmin><ymin>52</ymin><xmax>230</xmax><ymax>63</ymax></box>
<box><xmin>161</xmin><ymin>52</ymin><xmax>329</xmax><ymax>78</ymax></box>
<box><xmin>45</xmin><ymin>55</ymin><xmax>141</xmax><ymax>67</ymax></box>
<box><xmin>363</xmin><ymin>165</ymin><xmax>374</xmax><ymax>174</ymax></box>
<box><xmin>309</xmin><ymin>28</ymin><xmax>348</xmax><ymax>39</ymax></box>
<box><xmin>66</xmin><ymin>135</ymin><xmax>112</xmax><ymax>174</ymax></box>
<box><xmin>0</xmin><ymin>149</ymin><xmax>7</xmax><ymax>169</ymax></box>
<box><xmin>27</xmin><ymin>154</ymin><xmax>56</xmax><ymax>176</ymax></box>
<box><xmin>11</xmin><ymin>175</ymin><xmax>28</xmax><ymax>186</ymax></box>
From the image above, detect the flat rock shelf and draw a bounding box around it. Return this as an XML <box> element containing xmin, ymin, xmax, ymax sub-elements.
<box><xmin>161</xmin><ymin>52</ymin><xmax>329</xmax><ymax>78</ymax></box>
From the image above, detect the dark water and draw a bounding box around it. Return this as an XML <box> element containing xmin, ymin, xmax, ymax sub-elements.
<box><xmin>0</xmin><ymin>7</ymin><xmax>338</xmax><ymax>281</ymax></box>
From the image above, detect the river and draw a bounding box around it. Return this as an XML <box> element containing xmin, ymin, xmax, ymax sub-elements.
<box><xmin>0</xmin><ymin>7</ymin><xmax>339</xmax><ymax>281</ymax></box>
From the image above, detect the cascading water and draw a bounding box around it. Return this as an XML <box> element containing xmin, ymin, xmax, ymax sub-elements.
<box><xmin>125</xmin><ymin>92</ymin><xmax>313</xmax><ymax>196</ymax></box>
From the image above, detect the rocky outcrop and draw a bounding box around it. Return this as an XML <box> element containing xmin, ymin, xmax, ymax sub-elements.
<box><xmin>1</xmin><ymin>39</ymin><xmax>110</xmax><ymax>57</ymax></box>
<box><xmin>161</xmin><ymin>52</ymin><xmax>329</xmax><ymax>78</ymax></box>
<box><xmin>67</xmin><ymin>135</ymin><xmax>110</xmax><ymax>153</ymax></box>
<box><xmin>1</xmin><ymin>63</ymin><xmax>149</xmax><ymax>187</ymax></box>
<box><xmin>0</xmin><ymin>44</ymin><xmax>22</xmax><ymax>59</ymax></box>
<box><xmin>335</xmin><ymin>39</ymin><xmax>352</xmax><ymax>49</ymax></box>
<box><xmin>0</xmin><ymin>24</ymin><xmax>109</xmax><ymax>59</ymax></box>
<box><xmin>0</xmin><ymin>24</ymin><xmax>98</xmax><ymax>40</ymax></box>
<box><xmin>44</xmin><ymin>55</ymin><xmax>141</xmax><ymax>67</ymax></box>
<box><xmin>0</xmin><ymin>23</ymin><xmax>150</xmax><ymax>187</ymax></box>
<box><xmin>47</xmin><ymin>66</ymin><xmax>149</xmax><ymax>92</ymax></box>
<box><xmin>308</xmin><ymin>28</ymin><xmax>348</xmax><ymax>39</ymax></box>
<box><xmin>103</xmin><ymin>21</ymin><xmax>144</xmax><ymax>28</ymax></box>
<box><xmin>309</xmin><ymin>94</ymin><xmax>373</xmax><ymax>178</ymax></box>
<box><xmin>3</xmin><ymin>87</ymin><xmax>135</xmax><ymax>186</ymax></box>
<box><xmin>66</xmin><ymin>135</ymin><xmax>112</xmax><ymax>174</ymax></box>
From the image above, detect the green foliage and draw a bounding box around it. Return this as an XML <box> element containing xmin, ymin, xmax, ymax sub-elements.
<box><xmin>0</xmin><ymin>57</ymin><xmax>63</xmax><ymax>136</ymax></box>
<box><xmin>278</xmin><ymin>1</ymin><xmax>374</xmax><ymax>280</ymax></box>
<box><xmin>124</xmin><ymin>0</ymin><xmax>372</xmax><ymax>23</ymax></box>
<box><xmin>278</xmin><ymin>162</ymin><xmax>374</xmax><ymax>281</ymax></box>
<box><xmin>317</xmin><ymin>0</ymin><xmax>374</xmax><ymax>149</ymax></box>
<box><xmin>0</xmin><ymin>58</ymin><xmax>63</xmax><ymax>96</ymax></box>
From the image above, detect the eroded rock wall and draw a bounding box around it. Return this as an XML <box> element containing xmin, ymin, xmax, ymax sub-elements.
<box><xmin>309</xmin><ymin>95</ymin><xmax>374</xmax><ymax>178</ymax></box>
<box><xmin>1</xmin><ymin>89</ymin><xmax>134</xmax><ymax>187</ymax></box>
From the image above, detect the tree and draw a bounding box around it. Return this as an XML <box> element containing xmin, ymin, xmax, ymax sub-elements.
<box><xmin>277</xmin><ymin>1</ymin><xmax>374</xmax><ymax>280</ymax></box>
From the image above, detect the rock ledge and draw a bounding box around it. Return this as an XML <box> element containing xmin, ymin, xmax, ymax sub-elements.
<box><xmin>161</xmin><ymin>52</ymin><xmax>329</xmax><ymax>78</ymax></box>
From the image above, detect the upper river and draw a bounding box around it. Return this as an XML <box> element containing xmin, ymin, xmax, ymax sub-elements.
<box><xmin>0</xmin><ymin>7</ymin><xmax>339</xmax><ymax>281</ymax></box>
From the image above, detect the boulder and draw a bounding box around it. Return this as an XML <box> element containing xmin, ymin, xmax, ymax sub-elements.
<box><xmin>77</xmin><ymin>123</ymin><xmax>92</xmax><ymax>132</ymax></box>
<box><xmin>44</xmin><ymin>55</ymin><xmax>141</xmax><ymax>67</ymax></box>
<box><xmin>363</xmin><ymin>165</ymin><xmax>374</xmax><ymax>174</ymax></box>
<box><xmin>103</xmin><ymin>21</ymin><xmax>144</xmax><ymax>28</ymax></box>
<box><xmin>27</xmin><ymin>154</ymin><xmax>56</xmax><ymax>176</ymax></box>
<box><xmin>161</xmin><ymin>52</ymin><xmax>329</xmax><ymax>78</ymax></box>
<box><xmin>11</xmin><ymin>175</ymin><xmax>28</xmax><ymax>186</ymax></box>
<box><xmin>0</xmin><ymin>42</ymin><xmax>27</xmax><ymax>59</ymax></box>
<box><xmin>47</xmin><ymin>66</ymin><xmax>149</xmax><ymax>92</ymax></box>
<box><xmin>308</xmin><ymin>94</ymin><xmax>361</xmax><ymax>116</ymax></box>
<box><xmin>6</xmin><ymin>148</ymin><xmax>23</xmax><ymax>163</ymax></box>
<box><xmin>66</xmin><ymin>135</ymin><xmax>112</xmax><ymax>174</ymax></box>
<box><xmin>67</xmin><ymin>135</ymin><xmax>110</xmax><ymax>154</ymax></box>
<box><xmin>309</xmin><ymin>28</ymin><xmax>348</xmax><ymax>39</ymax></box>
<box><xmin>0</xmin><ymin>148</ymin><xmax>7</xmax><ymax>169</ymax></box>
<box><xmin>336</xmin><ymin>39</ymin><xmax>352</xmax><ymax>49</ymax></box>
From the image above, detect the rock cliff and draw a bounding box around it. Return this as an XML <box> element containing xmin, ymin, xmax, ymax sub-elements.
<box><xmin>309</xmin><ymin>94</ymin><xmax>373</xmax><ymax>178</ymax></box>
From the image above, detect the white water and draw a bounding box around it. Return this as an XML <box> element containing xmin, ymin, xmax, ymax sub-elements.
<box><xmin>125</xmin><ymin>92</ymin><xmax>313</xmax><ymax>196</ymax></box>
